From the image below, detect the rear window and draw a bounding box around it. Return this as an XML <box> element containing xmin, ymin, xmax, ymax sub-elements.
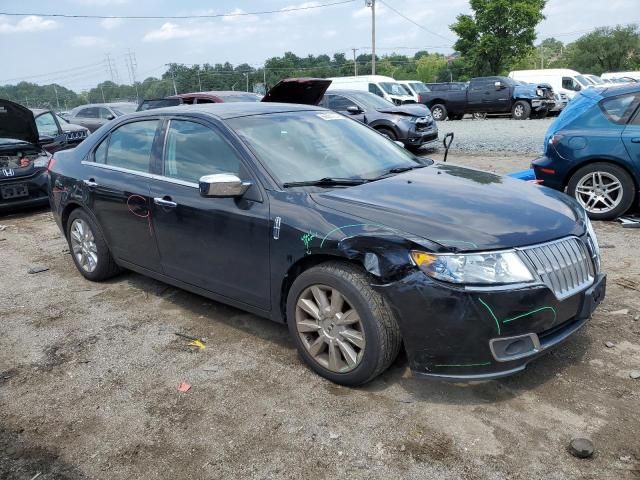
<box><xmin>599</xmin><ymin>93</ymin><xmax>640</xmax><ymax>125</ymax></box>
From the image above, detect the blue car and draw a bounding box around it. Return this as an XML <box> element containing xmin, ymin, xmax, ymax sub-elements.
<box><xmin>533</xmin><ymin>84</ymin><xmax>640</xmax><ymax>220</ymax></box>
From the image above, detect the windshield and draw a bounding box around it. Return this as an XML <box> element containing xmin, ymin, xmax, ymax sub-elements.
<box><xmin>588</xmin><ymin>75</ymin><xmax>605</xmax><ymax>85</ymax></box>
<box><xmin>111</xmin><ymin>103</ymin><xmax>137</xmax><ymax>115</ymax></box>
<box><xmin>409</xmin><ymin>82</ymin><xmax>430</xmax><ymax>93</ymax></box>
<box><xmin>348</xmin><ymin>91</ymin><xmax>394</xmax><ymax>110</ymax></box>
<box><xmin>399</xmin><ymin>84</ymin><xmax>413</xmax><ymax>95</ymax></box>
<box><xmin>227</xmin><ymin>110</ymin><xmax>420</xmax><ymax>185</ymax></box>
<box><xmin>56</xmin><ymin>114</ymin><xmax>69</xmax><ymax>123</ymax></box>
<box><xmin>575</xmin><ymin>75</ymin><xmax>593</xmax><ymax>86</ymax></box>
<box><xmin>379</xmin><ymin>82</ymin><xmax>411</xmax><ymax>96</ymax></box>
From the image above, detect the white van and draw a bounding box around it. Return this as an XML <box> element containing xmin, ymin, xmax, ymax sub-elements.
<box><xmin>326</xmin><ymin>75</ymin><xmax>416</xmax><ymax>105</ymax></box>
<box><xmin>508</xmin><ymin>69</ymin><xmax>593</xmax><ymax>99</ymax></box>
<box><xmin>396</xmin><ymin>80</ymin><xmax>431</xmax><ymax>103</ymax></box>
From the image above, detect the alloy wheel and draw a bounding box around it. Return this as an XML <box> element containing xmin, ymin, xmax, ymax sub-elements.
<box><xmin>432</xmin><ymin>107</ymin><xmax>444</xmax><ymax>120</ymax></box>
<box><xmin>69</xmin><ymin>218</ymin><xmax>98</xmax><ymax>273</ymax></box>
<box><xmin>295</xmin><ymin>284</ymin><xmax>366</xmax><ymax>373</ymax></box>
<box><xmin>514</xmin><ymin>104</ymin><xmax>524</xmax><ymax>118</ymax></box>
<box><xmin>575</xmin><ymin>171</ymin><xmax>623</xmax><ymax>214</ymax></box>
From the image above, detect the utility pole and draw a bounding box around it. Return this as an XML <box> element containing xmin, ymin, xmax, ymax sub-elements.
<box><xmin>540</xmin><ymin>45</ymin><xmax>545</xmax><ymax>69</ymax></box>
<box><xmin>352</xmin><ymin>48</ymin><xmax>358</xmax><ymax>76</ymax></box>
<box><xmin>53</xmin><ymin>84</ymin><xmax>60</xmax><ymax>111</ymax></box>
<box><xmin>166</xmin><ymin>64</ymin><xmax>178</xmax><ymax>95</ymax></box>
<box><xmin>125</xmin><ymin>49</ymin><xmax>139</xmax><ymax>102</ymax></box>
<box><xmin>197</xmin><ymin>70</ymin><xmax>203</xmax><ymax>91</ymax></box>
<box><xmin>100</xmin><ymin>85</ymin><xmax>106</xmax><ymax>103</ymax></box>
<box><xmin>244</xmin><ymin>72</ymin><xmax>249</xmax><ymax>92</ymax></box>
<box><xmin>105</xmin><ymin>53</ymin><xmax>120</xmax><ymax>84</ymax></box>
<box><xmin>366</xmin><ymin>0</ymin><xmax>376</xmax><ymax>75</ymax></box>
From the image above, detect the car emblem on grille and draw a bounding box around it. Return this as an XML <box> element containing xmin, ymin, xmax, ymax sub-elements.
<box><xmin>2</xmin><ymin>168</ymin><xmax>15</xmax><ymax>177</ymax></box>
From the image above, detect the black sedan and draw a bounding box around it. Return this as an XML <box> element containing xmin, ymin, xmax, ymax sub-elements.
<box><xmin>48</xmin><ymin>102</ymin><xmax>605</xmax><ymax>385</ymax></box>
<box><xmin>320</xmin><ymin>90</ymin><xmax>437</xmax><ymax>149</ymax></box>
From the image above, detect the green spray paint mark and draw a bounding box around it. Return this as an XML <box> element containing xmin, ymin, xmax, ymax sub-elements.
<box><xmin>434</xmin><ymin>362</ymin><xmax>492</xmax><ymax>368</ymax></box>
<box><xmin>300</xmin><ymin>231</ymin><xmax>317</xmax><ymax>254</ymax></box>
<box><xmin>478</xmin><ymin>298</ymin><xmax>501</xmax><ymax>336</ymax></box>
<box><xmin>319</xmin><ymin>223</ymin><xmax>401</xmax><ymax>248</ymax></box>
<box><xmin>478</xmin><ymin>298</ymin><xmax>557</xmax><ymax>335</ymax></box>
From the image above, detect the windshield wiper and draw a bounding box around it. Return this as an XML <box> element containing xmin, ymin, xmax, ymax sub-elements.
<box><xmin>282</xmin><ymin>177</ymin><xmax>368</xmax><ymax>188</ymax></box>
<box><xmin>367</xmin><ymin>164</ymin><xmax>426</xmax><ymax>181</ymax></box>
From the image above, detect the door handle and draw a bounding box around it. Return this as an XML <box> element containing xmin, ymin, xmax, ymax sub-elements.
<box><xmin>631</xmin><ymin>138</ymin><xmax>640</xmax><ymax>143</ymax></box>
<box><xmin>154</xmin><ymin>197</ymin><xmax>178</xmax><ymax>208</ymax></box>
<box><xmin>83</xmin><ymin>179</ymin><xmax>98</xmax><ymax>188</ymax></box>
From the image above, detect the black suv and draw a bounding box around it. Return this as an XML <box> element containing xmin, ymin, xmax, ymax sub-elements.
<box><xmin>320</xmin><ymin>90</ymin><xmax>438</xmax><ymax>149</ymax></box>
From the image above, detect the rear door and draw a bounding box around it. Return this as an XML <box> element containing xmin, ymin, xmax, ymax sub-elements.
<box><xmin>147</xmin><ymin>117</ymin><xmax>271</xmax><ymax>309</ymax></box>
<box><xmin>82</xmin><ymin>118</ymin><xmax>163</xmax><ymax>272</ymax></box>
<box><xmin>621</xmin><ymin>94</ymin><xmax>640</xmax><ymax>174</ymax></box>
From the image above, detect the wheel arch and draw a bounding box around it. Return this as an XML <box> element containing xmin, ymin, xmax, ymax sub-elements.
<box><xmin>563</xmin><ymin>157</ymin><xmax>639</xmax><ymax>193</ymax></box>
<box><xmin>369</xmin><ymin>121</ymin><xmax>401</xmax><ymax>138</ymax></box>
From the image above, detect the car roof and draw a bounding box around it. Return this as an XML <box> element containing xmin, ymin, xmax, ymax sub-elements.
<box><xmin>325</xmin><ymin>89</ymin><xmax>369</xmax><ymax>95</ymax></box>
<box><xmin>130</xmin><ymin>102</ymin><xmax>325</xmax><ymax>120</ymax></box>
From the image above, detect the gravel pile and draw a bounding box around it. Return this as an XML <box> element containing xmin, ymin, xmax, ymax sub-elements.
<box><xmin>434</xmin><ymin>117</ymin><xmax>554</xmax><ymax>155</ymax></box>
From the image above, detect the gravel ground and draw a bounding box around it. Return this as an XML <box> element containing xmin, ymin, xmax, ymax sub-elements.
<box><xmin>1</xmin><ymin>153</ymin><xmax>639</xmax><ymax>480</ymax></box>
<box><xmin>431</xmin><ymin>117</ymin><xmax>554</xmax><ymax>155</ymax></box>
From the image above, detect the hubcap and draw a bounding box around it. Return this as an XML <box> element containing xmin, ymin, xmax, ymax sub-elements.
<box><xmin>432</xmin><ymin>108</ymin><xmax>443</xmax><ymax>120</ymax></box>
<box><xmin>295</xmin><ymin>285</ymin><xmax>366</xmax><ymax>373</ymax></box>
<box><xmin>514</xmin><ymin>105</ymin><xmax>524</xmax><ymax>117</ymax></box>
<box><xmin>575</xmin><ymin>171</ymin><xmax>623</xmax><ymax>214</ymax></box>
<box><xmin>69</xmin><ymin>218</ymin><xmax>98</xmax><ymax>273</ymax></box>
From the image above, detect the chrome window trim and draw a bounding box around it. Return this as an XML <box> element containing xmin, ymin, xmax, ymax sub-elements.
<box><xmin>81</xmin><ymin>160</ymin><xmax>198</xmax><ymax>188</ymax></box>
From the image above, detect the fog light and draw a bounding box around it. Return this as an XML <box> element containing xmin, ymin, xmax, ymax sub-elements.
<box><xmin>489</xmin><ymin>333</ymin><xmax>541</xmax><ymax>362</ymax></box>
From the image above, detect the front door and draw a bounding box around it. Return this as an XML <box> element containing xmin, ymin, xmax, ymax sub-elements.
<box><xmin>148</xmin><ymin>118</ymin><xmax>271</xmax><ymax>310</ymax></box>
<box><xmin>622</xmin><ymin>104</ymin><xmax>640</xmax><ymax>174</ymax></box>
<box><xmin>82</xmin><ymin>119</ymin><xmax>163</xmax><ymax>272</ymax></box>
<box><xmin>324</xmin><ymin>94</ymin><xmax>366</xmax><ymax>123</ymax></box>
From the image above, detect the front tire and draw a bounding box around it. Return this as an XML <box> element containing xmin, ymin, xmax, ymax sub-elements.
<box><xmin>430</xmin><ymin>104</ymin><xmax>448</xmax><ymax>121</ymax></box>
<box><xmin>376</xmin><ymin>127</ymin><xmax>397</xmax><ymax>141</ymax></box>
<box><xmin>287</xmin><ymin>262</ymin><xmax>401</xmax><ymax>386</ymax></box>
<box><xmin>512</xmin><ymin>101</ymin><xmax>531</xmax><ymax>120</ymax></box>
<box><xmin>67</xmin><ymin>209</ymin><xmax>121</xmax><ymax>281</ymax></box>
<box><xmin>567</xmin><ymin>163</ymin><xmax>635</xmax><ymax>220</ymax></box>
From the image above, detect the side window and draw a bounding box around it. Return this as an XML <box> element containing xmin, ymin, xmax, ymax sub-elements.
<box><xmin>102</xmin><ymin>120</ymin><xmax>159</xmax><ymax>172</ymax></box>
<box><xmin>327</xmin><ymin>95</ymin><xmax>357</xmax><ymax>111</ymax></box>
<box><xmin>600</xmin><ymin>93</ymin><xmax>640</xmax><ymax>125</ymax></box>
<box><xmin>77</xmin><ymin>107</ymin><xmax>97</xmax><ymax>118</ymax></box>
<box><xmin>98</xmin><ymin>107</ymin><xmax>113</xmax><ymax>119</ymax></box>
<box><xmin>35</xmin><ymin>112</ymin><xmax>59</xmax><ymax>136</ymax></box>
<box><xmin>163</xmin><ymin>120</ymin><xmax>242</xmax><ymax>183</ymax></box>
<box><xmin>195</xmin><ymin>98</ymin><xmax>215</xmax><ymax>104</ymax></box>
<box><xmin>368</xmin><ymin>83</ymin><xmax>384</xmax><ymax>97</ymax></box>
<box><xmin>562</xmin><ymin>77</ymin><xmax>580</xmax><ymax>91</ymax></box>
<box><xmin>94</xmin><ymin>137</ymin><xmax>108</xmax><ymax>164</ymax></box>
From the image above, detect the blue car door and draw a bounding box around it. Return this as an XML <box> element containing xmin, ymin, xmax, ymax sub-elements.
<box><xmin>622</xmin><ymin>105</ymin><xmax>640</xmax><ymax>176</ymax></box>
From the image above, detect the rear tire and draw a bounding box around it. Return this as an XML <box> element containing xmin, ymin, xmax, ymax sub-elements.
<box><xmin>512</xmin><ymin>101</ymin><xmax>531</xmax><ymax>120</ymax></box>
<box><xmin>430</xmin><ymin>104</ymin><xmax>448</xmax><ymax>121</ymax></box>
<box><xmin>567</xmin><ymin>162</ymin><xmax>635</xmax><ymax>220</ymax></box>
<box><xmin>286</xmin><ymin>262</ymin><xmax>402</xmax><ymax>386</ymax></box>
<box><xmin>66</xmin><ymin>209</ymin><xmax>121</xmax><ymax>281</ymax></box>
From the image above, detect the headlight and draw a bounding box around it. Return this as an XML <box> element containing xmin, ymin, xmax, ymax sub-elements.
<box><xmin>410</xmin><ymin>250</ymin><xmax>535</xmax><ymax>285</ymax></box>
<box><xmin>33</xmin><ymin>152</ymin><xmax>51</xmax><ymax>168</ymax></box>
<box><xmin>536</xmin><ymin>88</ymin><xmax>544</xmax><ymax>97</ymax></box>
<box><xmin>585</xmin><ymin>216</ymin><xmax>601</xmax><ymax>272</ymax></box>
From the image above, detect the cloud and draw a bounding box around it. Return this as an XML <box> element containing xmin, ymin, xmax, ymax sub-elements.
<box><xmin>70</xmin><ymin>35</ymin><xmax>109</xmax><ymax>47</ymax></box>
<box><xmin>143</xmin><ymin>22</ymin><xmax>196</xmax><ymax>42</ymax></box>
<box><xmin>221</xmin><ymin>8</ymin><xmax>259</xmax><ymax>23</ymax></box>
<box><xmin>100</xmin><ymin>18</ymin><xmax>124</xmax><ymax>30</ymax></box>
<box><xmin>0</xmin><ymin>15</ymin><xmax>58</xmax><ymax>34</ymax></box>
<box><xmin>73</xmin><ymin>0</ymin><xmax>128</xmax><ymax>5</ymax></box>
<box><xmin>323</xmin><ymin>29</ymin><xmax>337</xmax><ymax>39</ymax></box>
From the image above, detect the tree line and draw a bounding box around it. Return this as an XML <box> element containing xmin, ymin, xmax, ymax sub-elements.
<box><xmin>1</xmin><ymin>7</ymin><xmax>638</xmax><ymax>111</ymax></box>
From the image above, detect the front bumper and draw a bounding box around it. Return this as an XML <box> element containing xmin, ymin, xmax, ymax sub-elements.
<box><xmin>531</xmin><ymin>99</ymin><xmax>556</xmax><ymax>111</ymax></box>
<box><xmin>402</xmin><ymin>125</ymin><xmax>438</xmax><ymax>148</ymax></box>
<box><xmin>0</xmin><ymin>169</ymin><xmax>49</xmax><ymax>211</ymax></box>
<box><xmin>374</xmin><ymin>269</ymin><xmax>606</xmax><ymax>381</ymax></box>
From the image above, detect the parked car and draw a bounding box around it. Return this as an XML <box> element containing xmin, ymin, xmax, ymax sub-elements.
<box><xmin>67</xmin><ymin>102</ymin><xmax>137</xmax><ymax>132</ymax></box>
<box><xmin>31</xmin><ymin>108</ymin><xmax>89</xmax><ymax>152</ymax></box>
<box><xmin>48</xmin><ymin>81</ymin><xmax>605</xmax><ymax>385</ymax></box>
<box><xmin>533</xmin><ymin>83</ymin><xmax>640</xmax><ymax>220</ymax></box>
<box><xmin>320</xmin><ymin>89</ymin><xmax>437</xmax><ymax>149</ymax></box>
<box><xmin>421</xmin><ymin>82</ymin><xmax>468</xmax><ymax>120</ymax></box>
<box><xmin>137</xmin><ymin>91</ymin><xmax>262</xmax><ymax>111</ymax></box>
<box><xmin>326</xmin><ymin>75</ymin><xmax>416</xmax><ymax>105</ymax></box>
<box><xmin>422</xmin><ymin>77</ymin><xmax>555</xmax><ymax>120</ymax></box>
<box><xmin>1</xmin><ymin>100</ymin><xmax>53</xmax><ymax>211</ymax></box>
<box><xmin>601</xmin><ymin>72</ymin><xmax>640</xmax><ymax>83</ymax></box>
<box><xmin>585</xmin><ymin>75</ymin><xmax>605</xmax><ymax>86</ymax></box>
<box><xmin>509</xmin><ymin>69</ymin><xmax>593</xmax><ymax>100</ymax></box>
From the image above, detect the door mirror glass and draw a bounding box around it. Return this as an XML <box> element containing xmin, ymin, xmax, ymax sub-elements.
<box><xmin>199</xmin><ymin>173</ymin><xmax>251</xmax><ymax>198</ymax></box>
<box><xmin>346</xmin><ymin>105</ymin><xmax>361</xmax><ymax>114</ymax></box>
<box><xmin>106</xmin><ymin>114</ymin><xmax>115</xmax><ymax>120</ymax></box>
<box><xmin>494</xmin><ymin>81</ymin><xmax>503</xmax><ymax>90</ymax></box>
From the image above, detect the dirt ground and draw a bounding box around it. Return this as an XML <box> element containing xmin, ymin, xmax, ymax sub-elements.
<box><xmin>1</xmin><ymin>153</ymin><xmax>639</xmax><ymax>480</ymax></box>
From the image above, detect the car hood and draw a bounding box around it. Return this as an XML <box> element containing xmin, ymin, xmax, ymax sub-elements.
<box><xmin>262</xmin><ymin>78</ymin><xmax>331</xmax><ymax>105</ymax></box>
<box><xmin>376</xmin><ymin>103</ymin><xmax>431</xmax><ymax>117</ymax></box>
<box><xmin>312</xmin><ymin>163</ymin><xmax>586</xmax><ymax>252</ymax></box>
<box><xmin>60</xmin><ymin>121</ymin><xmax>88</xmax><ymax>133</ymax></box>
<box><xmin>0</xmin><ymin>99</ymin><xmax>39</xmax><ymax>145</ymax></box>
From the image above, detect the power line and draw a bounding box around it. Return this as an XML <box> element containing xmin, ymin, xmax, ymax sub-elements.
<box><xmin>0</xmin><ymin>1</ymin><xmax>356</xmax><ymax>20</ymax></box>
<box><xmin>378</xmin><ymin>0</ymin><xmax>454</xmax><ymax>43</ymax></box>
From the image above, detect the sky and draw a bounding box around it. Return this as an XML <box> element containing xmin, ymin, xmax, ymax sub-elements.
<box><xmin>0</xmin><ymin>0</ymin><xmax>638</xmax><ymax>91</ymax></box>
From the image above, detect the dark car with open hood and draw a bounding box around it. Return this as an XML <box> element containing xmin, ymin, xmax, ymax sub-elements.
<box><xmin>1</xmin><ymin>99</ymin><xmax>54</xmax><ymax>211</ymax></box>
<box><xmin>47</xmin><ymin>79</ymin><xmax>606</xmax><ymax>386</ymax></box>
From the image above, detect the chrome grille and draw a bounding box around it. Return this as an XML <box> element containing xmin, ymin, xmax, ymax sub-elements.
<box><xmin>520</xmin><ymin>237</ymin><xmax>594</xmax><ymax>300</ymax></box>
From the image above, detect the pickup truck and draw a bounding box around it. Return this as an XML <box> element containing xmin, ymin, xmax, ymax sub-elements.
<box><xmin>422</xmin><ymin>76</ymin><xmax>556</xmax><ymax>120</ymax></box>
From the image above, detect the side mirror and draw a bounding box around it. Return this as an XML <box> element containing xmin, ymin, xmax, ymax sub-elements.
<box><xmin>394</xmin><ymin>141</ymin><xmax>405</xmax><ymax>148</ymax></box>
<box><xmin>494</xmin><ymin>81</ymin><xmax>503</xmax><ymax>90</ymax></box>
<box><xmin>106</xmin><ymin>114</ymin><xmax>115</xmax><ymax>120</ymax></box>
<box><xmin>346</xmin><ymin>105</ymin><xmax>362</xmax><ymax>114</ymax></box>
<box><xmin>575</xmin><ymin>84</ymin><xmax>582</xmax><ymax>91</ymax></box>
<box><xmin>199</xmin><ymin>173</ymin><xmax>251</xmax><ymax>198</ymax></box>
